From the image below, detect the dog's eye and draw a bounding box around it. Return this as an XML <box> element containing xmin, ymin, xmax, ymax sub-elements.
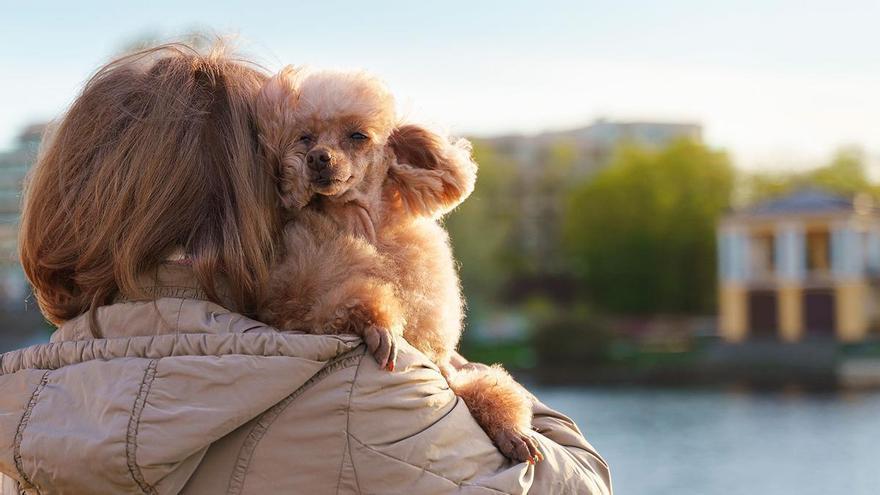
<box><xmin>298</xmin><ymin>134</ymin><xmax>313</xmax><ymax>144</ymax></box>
<box><xmin>350</xmin><ymin>132</ymin><xmax>369</xmax><ymax>141</ymax></box>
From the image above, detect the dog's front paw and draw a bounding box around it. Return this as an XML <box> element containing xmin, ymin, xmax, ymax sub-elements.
<box><xmin>494</xmin><ymin>428</ymin><xmax>543</xmax><ymax>464</ymax></box>
<box><xmin>362</xmin><ymin>324</ymin><xmax>398</xmax><ymax>371</ymax></box>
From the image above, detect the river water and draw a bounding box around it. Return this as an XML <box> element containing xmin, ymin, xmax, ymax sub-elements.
<box><xmin>533</xmin><ymin>386</ymin><xmax>880</xmax><ymax>495</ymax></box>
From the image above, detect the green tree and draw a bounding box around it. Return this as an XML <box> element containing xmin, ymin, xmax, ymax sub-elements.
<box><xmin>742</xmin><ymin>146</ymin><xmax>871</xmax><ymax>203</ymax></box>
<box><xmin>446</xmin><ymin>141</ymin><xmax>520</xmax><ymax>312</ymax></box>
<box><xmin>523</xmin><ymin>140</ymin><xmax>579</xmax><ymax>274</ymax></box>
<box><xmin>563</xmin><ymin>139</ymin><xmax>735</xmax><ymax>314</ymax></box>
<box><xmin>448</xmin><ymin>139</ymin><xmax>581</xmax><ymax>311</ymax></box>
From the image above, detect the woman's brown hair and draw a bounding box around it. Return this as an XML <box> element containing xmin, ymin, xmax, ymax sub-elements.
<box><xmin>19</xmin><ymin>42</ymin><xmax>282</xmax><ymax>332</ymax></box>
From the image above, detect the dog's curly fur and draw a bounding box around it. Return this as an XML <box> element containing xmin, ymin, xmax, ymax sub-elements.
<box><xmin>254</xmin><ymin>67</ymin><xmax>539</xmax><ymax>463</ymax></box>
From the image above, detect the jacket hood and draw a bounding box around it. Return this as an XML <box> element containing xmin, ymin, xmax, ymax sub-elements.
<box><xmin>0</xmin><ymin>299</ymin><xmax>361</xmax><ymax>494</ymax></box>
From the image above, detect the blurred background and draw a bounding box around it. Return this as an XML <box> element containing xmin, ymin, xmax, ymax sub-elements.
<box><xmin>3</xmin><ymin>1</ymin><xmax>880</xmax><ymax>493</ymax></box>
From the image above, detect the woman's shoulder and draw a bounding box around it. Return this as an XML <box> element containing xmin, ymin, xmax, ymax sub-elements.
<box><xmin>339</xmin><ymin>341</ymin><xmax>527</xmax><ymax>492</ymax></box>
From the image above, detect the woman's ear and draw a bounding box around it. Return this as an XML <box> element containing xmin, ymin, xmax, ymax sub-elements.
<box><xmin>254</xmin><ymin>66</ymin><xmax>310</xmax><ymax>209</ymax></box>
<box><xmin>385</xmin><ymin>124</ymin><xmax>478</xmax><ymax>218</ymax></box>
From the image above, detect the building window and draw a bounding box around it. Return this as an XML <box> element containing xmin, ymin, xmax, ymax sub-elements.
<box><xmin>806</xmin><ymin>230</ymin><xmax>831</xmax><ymax>275</ymax></box>
<box><xmin>749</xmin><ymin>233</ymin><xmax>775</xmax><ymax>279</ymax></box>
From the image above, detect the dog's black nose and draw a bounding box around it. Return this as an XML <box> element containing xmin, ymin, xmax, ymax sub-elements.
<box><xmin>306</xmin><ymin>148</ymin><xmax>332</xmax><ymax>170</ymax></box>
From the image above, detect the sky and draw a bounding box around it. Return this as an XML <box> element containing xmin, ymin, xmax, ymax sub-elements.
<box><xmin>2</xmin><ymin>0</ymin><xmax>879</xmax><ymax>172</ymax></box>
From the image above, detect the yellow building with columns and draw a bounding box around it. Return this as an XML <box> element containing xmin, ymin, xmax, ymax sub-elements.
<box><xmin>718</xmin><ymin>189</ymin><xmax>880</xmax><ymax>343</ymax></box>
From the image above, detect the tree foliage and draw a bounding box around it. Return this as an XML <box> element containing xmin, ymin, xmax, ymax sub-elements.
<box><xmin>445</xmin><ymin>142</ymin><xmax>520</xmax><ymax>312</ymax></box>
<box><xmin>562</xmin><ymin>139</ymin><xmax>735</xmax><ymax>314</ymax></box>
<box><xmin>741</xmin><ymin>146</ymin><xmax>871</xmax><ymax>203</ymax></box>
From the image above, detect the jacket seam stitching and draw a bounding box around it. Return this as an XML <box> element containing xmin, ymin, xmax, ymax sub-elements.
<box><xmin>336</xmin><ymin>351</ymin><xmax>366</xmax><ymax>495</ymax></box>
<box><xmin>13</xmin><ymin>370</ymin><xmax>51</xmax><ymax>495</ymax></box>
<box><xmin>227</xmin><ymin>347</ymin><xmax>364</xmax><ymax>495</ymax></box>
<box><xmin>347</xmin><ymin>434</ymin><xmax>510</xmax><ymax>495</ymax></box>
<box><xmin>554</xmin><ymin>442</ymin><xmax>610</xmax><ymax>469</ymax></box>
<box><xmin>116</xmin><ymin>286</ymin><xmax>210</xmax><ymax>302</ymax></box>
<box><xmin>174</xmin><ymin>298</ymin><xmax>185</xmax><ymax>335</ymax></box>
<box><xmin>388</xmin><ymin>395</ymin><xmax>461</xmax><ymax>444</ymax></box>
<box><xmin>0</xmin><ymin>333</ymin><xmax>359</xmax><ymax>374</ymax></box>
<box><xmin>127</xmin><ymin>359</ymin><xmax>159</xmax><ymax>495</ymax></box>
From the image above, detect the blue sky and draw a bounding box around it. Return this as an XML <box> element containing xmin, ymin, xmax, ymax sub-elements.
<box><xmin>3</xmin><ymin>0</ymin><xmax>879</xmax><ymax>171</ymax></box>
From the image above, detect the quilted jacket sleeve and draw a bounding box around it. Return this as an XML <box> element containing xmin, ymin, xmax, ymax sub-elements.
<box><xmin>528</xmin><ymin>398</ymin><xmax>612</xmax><ymax>494</ymax></box>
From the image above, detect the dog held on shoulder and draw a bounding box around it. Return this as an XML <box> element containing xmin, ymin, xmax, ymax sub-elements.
<box><xmin>254</xmin><ymin>66</ymin><xmax>542</xmax><ymax>464</ymax></box>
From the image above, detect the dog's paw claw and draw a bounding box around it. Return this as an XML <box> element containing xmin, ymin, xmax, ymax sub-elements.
<box><xmin>363</xmin><ymin>325</ymin><xmax>397</xmax><ymax>371</ymax></box>
<box><xmin>495</xmin><ymin>428</ymin><xmax>542</xmax><ymax>464</ymax></box>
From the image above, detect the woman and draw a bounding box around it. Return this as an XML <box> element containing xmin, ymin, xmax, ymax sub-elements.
<box><xmin>0</xmin><ymin>43</ymin><xmax>611</xmax><ymax>494</ymax></box>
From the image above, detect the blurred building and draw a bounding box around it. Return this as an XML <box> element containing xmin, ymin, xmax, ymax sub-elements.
<box><xmin>485</xmin><ymin>118</ymin><xmax>703</xmax><ymax>177</ymax></box>
<box><xmin>718</xmin><ymin>189</ymin><xmax>880</xmax><ymax>343</ymax></box>
<box><xmin>0</xmin><ymin>123</ymin><xmax>45</xmax><ymax>307</ymax></box>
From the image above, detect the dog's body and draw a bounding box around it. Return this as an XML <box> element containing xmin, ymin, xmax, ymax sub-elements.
<box><xmin>255</xmin><ymin>68</ymin><xmax>540</xmax><ymax>463</ymax></box>
<box><xmin>260</xmin><ymin>205</ymin><xmax>461</xmax><ymax>368</ymax></box>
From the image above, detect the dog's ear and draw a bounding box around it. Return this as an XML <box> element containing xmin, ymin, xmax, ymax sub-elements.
<box><xmin>254</xmin><ymin>66</ymin><xmax>310</xmax><ymax>209</ymax></box>
<box><xmin>385</xmin><ymin>124</ymin><xmax>477</xmax><ymax>218</ymax></box>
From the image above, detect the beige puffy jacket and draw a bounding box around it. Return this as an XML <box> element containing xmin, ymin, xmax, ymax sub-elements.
<box><xmin>0</xmin><ymin>269</ymin><xmax>611</xmax><ymax>494</ymax></box>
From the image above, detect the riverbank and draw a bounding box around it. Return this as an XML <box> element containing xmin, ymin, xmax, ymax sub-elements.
<box><xmin>473</xmin><ymin>337</ymin><xmax>880</xmax><ymax>390</ymax></box>
<box><xmin>544</xmin><ymin>340</ymin><xmax>880</xmax><ymax>390</ymax></box>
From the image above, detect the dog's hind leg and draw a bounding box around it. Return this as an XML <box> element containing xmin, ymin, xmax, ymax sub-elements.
<box><xmin>443</xmin><ymin>363</ymin><xmax>542</xmax><ymax>463</ymax></box>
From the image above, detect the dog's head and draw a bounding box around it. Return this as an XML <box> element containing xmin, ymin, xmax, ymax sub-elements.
<box><xmin>255</xmin><ymin>67</ymin><xmax>477</xmax><ymax>218</ymax></box>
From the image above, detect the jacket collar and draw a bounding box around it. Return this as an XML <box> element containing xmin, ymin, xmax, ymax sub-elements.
<box><xmin>53</xmin><ymin>263</ymin><xmax>255</xmax><ymax>342</ymax></box>
<box><xmin>115</xmin><ymin>262</ymin><xmax>215</xmax><ymax>303</ymax></box>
